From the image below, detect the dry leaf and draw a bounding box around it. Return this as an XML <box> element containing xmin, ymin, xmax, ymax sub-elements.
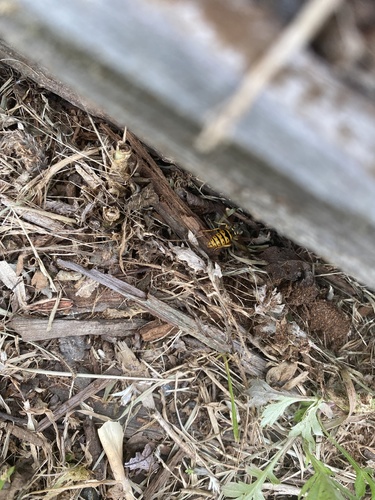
<box><xmin>75</xmin><ymin>277</ymin><xmax>100</xmax><ymax>298</ymax></box>
<box><xmin>55</xmin><ymin>270</ymin><xmax>82</xmax><ymax>281</ymax></box>
<box><xmin>246</xmin><ymin>379</ymin><xmax>285</xmax><ymax>407</ymax></box>
<box><xmin>282</xmin><ymin>370</ymin><xmax>309</xmax><ymax>391</ymax></box>
<box><xmin>266</xmin><ymin>362</ymin><xmax>298</xmax><ymax>387</ymax></box>
<box><xmin>124</xmin><ymin>444</ymin><xmax>158</xmax><ymax>474</ymax></box>
<box><xmin>31</xmin><ymin>270</ymin><xmax>49</xmax><ymax>292</ymax></box>
<box><xmin>117</xmin><ymin>341</ymin><xmax>145</xmax><ymax>374</ymax></box>
<box><xmin>116</xmin><ymin>342</ymin><xmax>155</xmax><ymax>409</ymax></box>
<box><xmin>0</xmin><ymin>260</ymin><xmax>27</xmax><ymax>309</ymax></box>
<box><xmin>98</xmin><ymin>421</ymin><xmax>134</xmax><ymax>499</ymax></box>
<box><xmin>171</xmin><ymin>246</ymin><xmax>206</xmax><ymax>272</ymax></box>
<box><xmin>254</xmin><ymin>286</ymin><xmax>284</xmax><ymax>317</ymax></box>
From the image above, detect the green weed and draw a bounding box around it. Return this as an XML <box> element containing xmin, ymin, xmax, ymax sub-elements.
<box><xmin>223</xmin><ymin>382</ymin><xmax>374</xmax><ymax>499</ymax></box>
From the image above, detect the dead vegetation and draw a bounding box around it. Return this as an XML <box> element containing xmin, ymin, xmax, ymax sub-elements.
<box><xmin>0</xmin><ymin>63</ymin><xmax>374</xmax><ymax>499</ymax></box>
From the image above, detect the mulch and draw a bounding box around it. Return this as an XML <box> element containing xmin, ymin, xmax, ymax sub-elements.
<box><xmin>0</xmin><ymin>38</ymin><xmax>374</xmax><ymax>499</ymax></box>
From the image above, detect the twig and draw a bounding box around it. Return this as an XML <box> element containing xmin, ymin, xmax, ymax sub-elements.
<box><xmin>36</xmin><ymin>368</ymin><xmax>122</xmax><ymax>432</ymax></box>
<box><xmin>56</xmin><ymin>258</ymin><xmax>231</xmax><ymax>353</ymax></box>
<box><xmin>127</xmin><ymin>131</ymin><xmax>213</xmax><ymax>252</ymax></box>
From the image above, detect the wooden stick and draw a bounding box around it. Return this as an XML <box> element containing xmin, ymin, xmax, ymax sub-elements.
<box><xmin>56</xmin><ymin>258</ymin><xmax>229</xmax><ymax>353</ymax></box>
<box><xmin>56</xmin><ymin>258</ymin><xmax>266</xmax><ymax>376</ymax></box>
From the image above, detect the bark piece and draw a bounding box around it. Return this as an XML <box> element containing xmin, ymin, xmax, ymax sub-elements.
<box><xmin>9</xmin><ymin>317</ymin><xmax>146</xmax><ymax>342</ymax></box>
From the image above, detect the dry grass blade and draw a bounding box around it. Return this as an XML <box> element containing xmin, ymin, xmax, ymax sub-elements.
<box><xmin>142</xmin><ymin>449</ymin><xmax>186</xmax><ymax>499</ymax></box>
<box><xmin>0</xmin><ymin>194</ymin><xmax>75</xmax><ymax>226</ymax></box>
<box><xmin>152</xmin><ymin>409</ymin><xmax>209</xmax><ymax>469</ymax></box>
<box><xmin>21</xmin><ymin>147</ymin><xmax>100</xmax><ymax>195</ymax></box>
<box><xmin>340</xmin><ymin>368</ymin><xmax>358</xmax><ymax>419</ymax></box>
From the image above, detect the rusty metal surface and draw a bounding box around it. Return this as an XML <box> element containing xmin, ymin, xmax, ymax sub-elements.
<box><xmin>1</xmin><ymin>0</ymin><xmax>375</xmax><ymax>287</ymax></box>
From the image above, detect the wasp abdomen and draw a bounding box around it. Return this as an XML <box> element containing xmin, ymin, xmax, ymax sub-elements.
<box><xmin>207</xmin><ymin>228</ymin><xmax>233</xmax><ymax>249</ymax></box>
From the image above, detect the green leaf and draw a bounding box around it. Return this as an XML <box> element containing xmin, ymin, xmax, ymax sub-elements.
<box><xmin>223</xmin><ymin>482</ymin><xmax>253</xmax><ymax>498</ymax></box>
<box><xmin>266</xmin><ymin>469</ymin><xmax>280</xmax><ymax>485</ymax></box>
<box><xmin>246</xmin><ymin>465</ymin><xmax>280</xmax><ymax>486</ymax></box>
<box><xmin>223</xmin><ymin>445</ymin><xmax>284</xmax><ymax>499</ymax></box>
<box><xmin>261</xmin><ymin>398</ymin><xmax>325</xmax><ymax>452</ymax></box>
<box><xmin>246</xmin><ymin>466</ymin><xmax>263</xmax><ymax>479</ymax></box>
<box><xmin>354</xmin><ymin>473</ymin><xmax>366</xmax><ymax>499</ymax></box>
<box><xmin>299</xmin><ymin>450</ymin><xmax>357</xmax><ymax>500</ymax></box>
<box><xmin>323</xmin><ymin>430</ymin><xmax>375</xmax><ymax>498</ymax></box>
<box><xmin>260</xmin><ymin>397</ymin><xmax>302</xmax><ymax>427</ymax></box>
<box><xmin>222</xmin><ymin>481</ymin><xmax>267</xmax><ymax>499</ymax></box>
<box><xmin>287</xmin><ymin>401</ymin><xmax>324</xmax><ymax>451</ymax></box>
<box><xmin>294</xmin><ymin>402</ymin><xmax>311</xmax><ymax>423</ymax></box>
<box><xmin>300</xmin><ymin>473</ymin><xmax>348</xmax><ymax>500</ymax></box>
<box><xmin>0</xmin><ymin>466</ymin><xmax>15</xmax><ymax>491</ymax></box>
<box><xmin>222</xmin><ymin>477</ymin><xmax>266</xmax><ymax>499</ymax></box>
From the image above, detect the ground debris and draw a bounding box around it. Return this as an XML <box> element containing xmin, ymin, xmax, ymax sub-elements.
<box><xmin>0</xmin><ymin>63</ymin><xmax>374</xmax><ymax>499</ymax></box>
<box><xmin>124</xmin><ymin>443</ymin><xmax>158</xmax><ymax>474</ymax></box>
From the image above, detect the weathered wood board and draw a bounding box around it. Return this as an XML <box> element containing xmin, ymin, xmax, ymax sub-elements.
<box><xmin>1</xmin><ymin>0</ymin><xmax>375</xmax><ymax>288</ymax></box>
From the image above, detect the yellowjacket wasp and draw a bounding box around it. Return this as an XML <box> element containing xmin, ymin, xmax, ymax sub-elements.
<box><xmin>207</xmin><ymin>221</ymin><xmax>243</xmax><ymax>250</ymax></box>
<box><xmin>207</xmin><ymin>226</ymin><xmax>234</xmax><ymax>249</ymax></box>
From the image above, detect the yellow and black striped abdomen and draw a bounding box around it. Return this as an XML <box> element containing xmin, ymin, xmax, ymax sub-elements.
<box><xmin>207</xmin><ymin>228</ymin><xmax>233</xmax><ymax>249</ymax></box>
